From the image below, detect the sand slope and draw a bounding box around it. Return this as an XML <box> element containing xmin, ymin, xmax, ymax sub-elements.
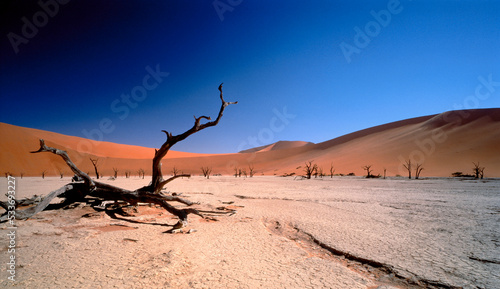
<box><xmin>1</xmin><ymin>108</ymin><xmax>499</xmax><ymax>177</ymax></box>
<box><xmin>238</xmin><ymin>140</ymin><xmax>314</xmax><ymax>153</ymax></box>
<box><xmin>0</xmin><ymin>123</ymin><xmax>209</xmax><ymax>177</ymax></box>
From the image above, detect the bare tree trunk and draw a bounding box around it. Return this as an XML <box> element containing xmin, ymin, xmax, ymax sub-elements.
<box><xmin>89</xmin><ymin>158</ymin><xmax>100</xmax><ymax>179</ymax></box>
<box><xmin>472</xmin><ymin>162</ymin><xmax>485</xmax><ymax>179</ymax></box>
<box><xmin>149</xmin><ymin>84</ymin><xmax>237</xmax><ymax>193</ymax></box>
<box><xmin>403</xmin><ymin>159</ymin><xmax>412</xmax><ymax>179</ymax></box>
<box><xmin>201</xmin><ymin>167</ymin><xmax>212</xmax><ymax>179</ymax></box>
<box><xmin>248</xmin><ymin>164</ymin><xmax>255</xmax><ymax>177</ymax></box>
<box><xmin>415</xmin><ymin>163</ymin><xmax>424</xmax><ymax>179</ymax></box>
<box><xmin>1</xmin><ymin>84</ymin><xmax>237</xmax><ymax>229</ymax></box>
<box><xmin>330</xmin><ymin>163</ymin><xmax>335</xmax><ymax>178</ymax></box>
<box><xmin>362</xmin><ymin>165</ymin><xmax>373</xmax><ymax>178</ymax></box>
<box><xmin>304</xmin><ymin>161</ymin><xmax>317</xmax><ymax>179</ymax></box>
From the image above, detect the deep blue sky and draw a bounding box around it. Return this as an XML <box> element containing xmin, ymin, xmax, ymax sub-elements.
<box><xmin>1</xmin><ymin>0</ymin><xmax>499</xmax><ymax>153</ymax></box>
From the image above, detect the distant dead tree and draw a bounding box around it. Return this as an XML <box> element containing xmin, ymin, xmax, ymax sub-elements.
<box><xmin>242</xmin><ymin>169</ymin><xmax>247</xmax><ymax>178</ymax></box>
<box><xmin>233</xmin><ymin>167</ymin><xmax>239</xmax><ymax>178</ymax></box>
<box><xmin>58</xmin><ymin>170</ymin><xmax>64</xmax><ymax>179</ymax></box>
<box><xmin>125</xmin><ymin>170</ymin><xmax>131</xmax><ymax>178</ymax></box>
<box><xmin>201</xmin><ymin>166</ymin><xmax>212</xmax><ymax>179</ymax></box>
<box><xmin>317</xmin><ymin>167</ymin><xmax>324</xmax><ymax>178</ymax></box>
<box><xmin>402</xmin><ymin>159</ymin><xmax>412</xmax><ymax>179</ymax></box>
<box><xmin>415</xmin><ymin>163</ymin><xmax>424</xmax><ymax>179</ymax></box>
<box><xmin>383</xmin><ymin>168</ymin><xmax>387</xmax><ymax>179</ymax></box>
<box><xmin>137</xmin><ymin>168</ymin><xmax>146</xmax><ymax>179</ymax></box>
<box><xmin>1</xmin><ymin>83</ymin><xmax>237</xmax><ymax>230</ymax></box>
<box><xmin>20</xmin><ymin>172</ymin><xmax>24</xmax><ymax>179</ymax></box>
<box><xmin>238</xmin><ymin>168</ymin><xmax>242</xmax><ymax>177</ymax></box>
<box><xmin>248</xmin><ymin>164</ymin><xmax>255</xmax><ymax>177</ymax></box>
<box><xmin>472</xmin><ymin>162</ymin><xmax>485</xmax><ymax>179</ymax></box>
<box><xmin>304</xmin><ymin>161</ymin><xmax>317</xmax><ymax>179</ymax></box>
<box><xmin>112</xmin><ymin>168</ymin><xmax>119</xmax><ymax>179</ymax></box>
<box><xmin>362</xmin><ymin>165</ymin><xmax>373</xmax><ymax>178</ymax></box>
<box><xmin>171</xmin><ymin>166</ymin><xmax>180</xmax><ymax>177</ymax></box>
<box><xmin>329</xmin><ymin>163</ymin><xmax>335</xmax><ymax>178</ymax></box>
<box><xmin>41</xmin><ymin>170</ymin><xmax>46</xmax><ymax>179</ymax></box>
<box><xmin>4</xmin><ymin>172</ymin><xmax>11</xmax><ymax>178</ymax></box>
<box><xmin>89</xmin><ymin>158</ymin><xmax>100</xmax><ymax>179</ymax></box>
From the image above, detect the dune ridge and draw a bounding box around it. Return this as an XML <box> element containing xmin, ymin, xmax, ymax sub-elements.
<box><xmin>238</xmin><ymin>140</ymin><xmax>314</xmax><ymax>153</ymax></box>
<box><xmin>1</xmin><ymin>108</ymin><xmax>499</xmax><ymax>177</ymax></box>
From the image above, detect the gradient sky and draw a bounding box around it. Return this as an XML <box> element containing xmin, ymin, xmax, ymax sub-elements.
<box><xmin>1</xmin><ymin>0</ymin><xmax>499</xmax><ymax>153</ymax></box>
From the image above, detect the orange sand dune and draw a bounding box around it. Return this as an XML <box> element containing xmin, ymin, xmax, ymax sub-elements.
<box><xmin>0</xmin><ymin>123</ymin><xmax>211</xmax><ymax>177</ymax></box>
<box><xmin>1</xmin><ymin>108</ymin><xmax>499</xmax><ymax>178</ymax></box>
<box><xmin>239</xmin><ymin>140</ymin><xmax>314</xmax><ymax>153</ymax></box>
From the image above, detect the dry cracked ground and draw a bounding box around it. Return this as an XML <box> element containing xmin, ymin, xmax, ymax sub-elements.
<box><xmin>1</xmin><ymin>176</ymin><xmax>499</xmax><ymax>288</ymax></box>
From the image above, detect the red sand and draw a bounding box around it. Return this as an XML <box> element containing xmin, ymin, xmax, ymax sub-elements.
<box><xmin>1</xmin><ymin>108</ymin><xmax>499</xmax><ymax>177</ymax></box>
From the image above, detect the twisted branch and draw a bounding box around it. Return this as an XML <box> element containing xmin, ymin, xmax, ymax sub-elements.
<box><xmin>31</xmin><ymin>139</ymin><xmax>95</xmax><ymax>189</ymax></box>
<box><xmin>151</xmin><ymin>83</ymin><xmax>237</xmax><ymax>192</ymax></box>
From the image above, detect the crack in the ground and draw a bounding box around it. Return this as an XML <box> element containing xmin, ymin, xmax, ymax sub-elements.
<box><xmin>263</xmin><ymin>219</ymin><xmax>462</xmax><ymax>289</ymax></box>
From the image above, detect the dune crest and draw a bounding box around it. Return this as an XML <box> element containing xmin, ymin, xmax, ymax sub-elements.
<box><xmin>239</xmin><ymin>140</ymin><xmax>314</xmax><ymax>153</ymax></box>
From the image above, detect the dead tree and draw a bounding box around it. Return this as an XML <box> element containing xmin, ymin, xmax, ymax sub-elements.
<box><xmin>329</xmin><ymin>163</ymin><xmax>335</xmax><ymax>178</ymax></box>
<box><xmin>304</xmin><ymin>161</ymin><xmax>317</xmax><ymax>179</ymax></box>
<box><xmin>0</xmin><ymin>84</ymin><xmax>237</xmax><ymax>229</ymax></box>
<box><xmin>403</xmin><ymin>159</ymin><xmax>412</xmax><ymax>179</ymax></box>
<box><xmin>472</xmin><ymin>162</ymin><xmax>485</xmax><ymax>179</ymax></box>
<box><xmin>248</xmin><ymin>164</ymin><xmax>255</xmax><ymax>177</ymax></box>
<box><xmin>233</xmin><ymin>167</ymin><xmax>239</xmax><ymax>178</ymax></box>
<box><xmin>125</xmin><ymin>171</ymin><xmax>131</xmax><ymax>178</ymax></box>
<box><xmin>317</xmin><ymin>167</ymin><xmax>324</xmax><ymax>178</ymax></box>
<box><xmin>89</xmin><ymin>158</ymin><xmax>100</xmax><ymax>179</ymax></box>
<box><xmin>112</xmin><ymin>168</ymin><xmax>119</xmax><ymax>179</ymax></box>
<box><xmin>415</xmin><ymin>163</ymin><xmax>424</xmax><ymax>179</ymax></box>
<box><xmin>362</xmin><ymin>165</ymin><xmax>373</xmax><ymax>178</ymax></box>
<box><xmin>137</xmin><ymin>168</ymin><xmax>146</xmax><ymax>179</ymax></box>
<box><xmin>201</xmin><ymin>166</ymin><xmax>212</xmax><ymax>179</ymax></box>
<box><xmin>58</xmin><ymin>170</ymin><xmax>64</xmax><ymax>179</ymax></box>
<box><xmin>171</xmin><ymin>166</ymin><xmax>180</xmax><ymax>177</ymax></box>
<box><xmin>41</xmin><ymin>170</ymin><xmax>46</xmax><ymax>179</ymax></box>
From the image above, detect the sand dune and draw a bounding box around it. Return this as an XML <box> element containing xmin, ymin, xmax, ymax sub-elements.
<box><xmin>1</xmin><ymin>108</ymin><xmax>499</xmax><ymax>177</ymax></box>
<box><xmin>0</xmin><ymin>123</ymin><xmax>210</xmax><ymax>177</ymax></box>
<box><xmin>238</xmin><ymin>140</ymin><xmax>314</xmax><ymax>153</ymax></box>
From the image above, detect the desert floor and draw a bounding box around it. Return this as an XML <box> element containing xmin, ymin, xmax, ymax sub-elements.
<box><xmin>0</xmin><ymin>176</ymin><xmax>499</xmax><ymax>288</ymax></box>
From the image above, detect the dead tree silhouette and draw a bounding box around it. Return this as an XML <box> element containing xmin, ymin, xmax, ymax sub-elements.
<box><xmin>0</xmin><ymin>84</ymin><xmax>237</xmax><ymax>229</ymax></box>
